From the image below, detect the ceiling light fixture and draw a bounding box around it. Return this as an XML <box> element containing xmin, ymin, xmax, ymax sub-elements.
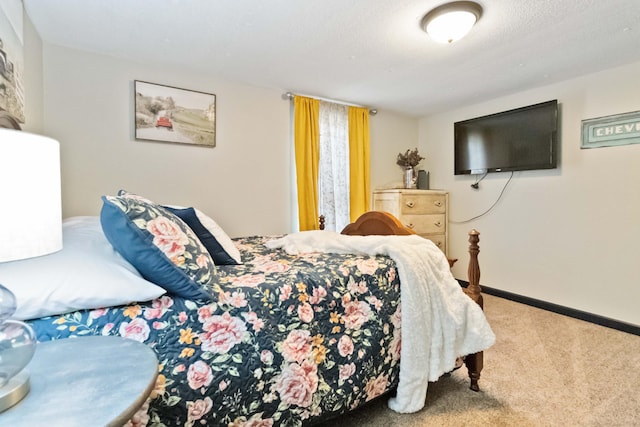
<box><xmin>421</xmin><ymin>1</ymin><xmax>482</xmax><ymax>44</ymax></box>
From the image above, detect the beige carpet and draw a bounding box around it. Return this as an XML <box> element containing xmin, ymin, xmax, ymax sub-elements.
<box><xmin>318</xmin><ymin>294</ymin><xmax>640</xmax><ymax>426</ymax></box>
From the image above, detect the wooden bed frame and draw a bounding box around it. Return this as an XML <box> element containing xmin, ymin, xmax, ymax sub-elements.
<box><xmin>340</xmin><ymin>210</ymin><xmax>485</xmax><ymax>391</ymax></box>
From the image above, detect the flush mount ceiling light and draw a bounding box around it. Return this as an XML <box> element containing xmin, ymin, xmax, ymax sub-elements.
<box><xmin>421</xmin><ymin>1</ymin><xmax>482</xmax><ymax>44</ymax></box>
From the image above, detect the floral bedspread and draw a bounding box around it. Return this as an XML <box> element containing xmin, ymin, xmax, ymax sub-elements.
<box><xmin>27</xmin><ymin>235</ymin><xmax>402</xmax><ymax>426</ymax></box>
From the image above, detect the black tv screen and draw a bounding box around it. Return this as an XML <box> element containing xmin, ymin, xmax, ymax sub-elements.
<box><xmin>454</xmin><ymin>100</ymin><xmax>558</xmax><ymax>175</ymax></box>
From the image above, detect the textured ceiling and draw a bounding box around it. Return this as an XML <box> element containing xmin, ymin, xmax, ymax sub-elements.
<box><xmin>23</xmin><ymin>0</ymin><xmax>640</xmax><ymax>117</ymax></box>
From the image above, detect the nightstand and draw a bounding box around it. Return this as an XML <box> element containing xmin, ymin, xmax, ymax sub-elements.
<box><xmin>1</xmin><ymin>336</ymin><xmax>158</xmax><ymax>426</ymax></box>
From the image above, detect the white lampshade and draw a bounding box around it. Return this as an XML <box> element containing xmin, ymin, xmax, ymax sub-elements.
<box><xmin>422</xmin><ymin>1</ymin><xmax>482</xmax><ymax>44</ymax></box>
<box><xmin>0</xmin><ymin>129</ymin><xmax>63</xmax><ymax>262</ymax></box>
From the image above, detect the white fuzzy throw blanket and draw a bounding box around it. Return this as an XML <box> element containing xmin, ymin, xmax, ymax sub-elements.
<box><xmin>266</xmin><ymin>231</ymin><xmax>495</xmax><ymax>413</ymax></box>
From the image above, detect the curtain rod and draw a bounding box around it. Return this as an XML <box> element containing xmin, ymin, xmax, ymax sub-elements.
<box><xmin>282</xmin><ymin>92</ymin><xmax>378</xmax><ymax>116</ymax></box>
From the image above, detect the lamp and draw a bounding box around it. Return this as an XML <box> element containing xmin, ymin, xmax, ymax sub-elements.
<box><xmin>0</xmin><ymin>128</ymin><xmax>62</xmax><ymax>412</ymax></box>
<box><xmin>421</xmin><ymin>1</ymin><xmax>482</xmax><ymax>44</ymax></box>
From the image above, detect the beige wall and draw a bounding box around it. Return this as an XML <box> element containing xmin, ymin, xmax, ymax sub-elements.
<box><xmin>420</xmin><ymin>60</ymin><xmax>640</xmax><ymax>326</ymax></box>
<box><xmin>36</xmin><ymin>43</ymin><xmax>415</xmax><ymax>237</ymax></box>
<box><xmin>370</xmin><ymin>110</ymin><xmax>419</xmax><ymax>192</ymax></box>
<box><xmin>42</xmin><ymin>44</ymin><xmax>295</xmax><ymax>237</ymax></box>
<box><xmin>21</xmin><ymin>6</ymin><xmax>43</xmax><ymax>133</ymax></box>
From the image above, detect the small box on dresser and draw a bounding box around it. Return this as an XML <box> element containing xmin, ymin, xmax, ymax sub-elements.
<box><xmin>372</xmin><ymin>189</ymin><xmax>449</xmax><ymax>256</ymax></box>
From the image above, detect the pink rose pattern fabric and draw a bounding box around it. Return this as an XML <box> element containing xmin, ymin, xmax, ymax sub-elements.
<box><xmin>107</xmin><ymin>192</ymin><xmax>216</xmax><ymax>293</ymax></box>
<box><xmin>28</xmin><ymin>235</ymin><xmax>402</xmax><ymax>426</ymax></box>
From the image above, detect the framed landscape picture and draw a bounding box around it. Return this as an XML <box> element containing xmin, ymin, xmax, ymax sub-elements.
<box><xmin>134</xmin><ymin>80</ymin><xmax>216</xmax><ymax>147</ymax></box>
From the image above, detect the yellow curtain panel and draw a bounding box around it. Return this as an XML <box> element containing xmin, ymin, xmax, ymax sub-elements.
<box><xmin>293</xmin><ymin>96</ymin><xmax>320</xmax><ymax>231</ymax></box>
<box><xmin>348</xmin><ymin>106</ymin><xmax>371</xmax><ymax>222</ymax></box>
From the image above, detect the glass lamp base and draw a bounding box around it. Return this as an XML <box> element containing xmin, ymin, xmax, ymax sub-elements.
<box><xmin>0</xmin><ymin>369</ymin><xmax>30</xmax><ymax>412</ymax></box>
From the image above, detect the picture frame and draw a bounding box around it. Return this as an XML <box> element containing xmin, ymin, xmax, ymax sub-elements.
<box><xmin>134</xmin><ymin>80</ymin><xmax>216</xmax><ymax>147</ymax></box>
<box><xmin>581</xmin><ymin>110</ymin><xmax>640</xmax><ymax>149</ymax></box>
<box><xmin>0</xmin><ymin>1</ymin><xmax>25</xmax><ymax>123</ymax></box>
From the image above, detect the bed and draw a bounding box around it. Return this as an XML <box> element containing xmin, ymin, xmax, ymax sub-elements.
<box><xmin>7</xmin><ymin>203</ymin><xmax>493</xmax><ymax>426</ymax></box>
<box><xmin>0</xmin><ymin>139</ymin><xmax>493</xmax><ymax>425</ymax></box>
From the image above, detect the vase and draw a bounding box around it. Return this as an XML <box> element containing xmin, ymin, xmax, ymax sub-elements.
<box><xmin>0</xmin><ymin>283</ymin><xmax>37</xmax><ymax>412</ymax></box>
<box><xmin>403</xmin><ymin>167</ymin><xmax>416</xmax><ymax>189</ymax></box>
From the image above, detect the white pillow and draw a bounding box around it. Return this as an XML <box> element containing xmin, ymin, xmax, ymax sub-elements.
<box><xmin>0</xmin><ymin>216</ymin><xmax>166</xmax><ymax>320</ymax></box>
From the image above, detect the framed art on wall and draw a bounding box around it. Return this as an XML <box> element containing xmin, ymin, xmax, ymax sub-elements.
<box><xmin>0</xmin><ymin>0</ymin><xmax>25</xmax><ymax>123</ymax></box>
<box><xmin>134</xmin><ymin>80</ymin><xmax>216</xmax><ymax>147</ymax></box>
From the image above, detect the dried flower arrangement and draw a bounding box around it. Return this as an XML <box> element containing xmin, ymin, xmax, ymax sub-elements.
<box><xmin>396</xmin><ymin>148</ymin><xmax>424</xmax><ymax>169</ymax></box>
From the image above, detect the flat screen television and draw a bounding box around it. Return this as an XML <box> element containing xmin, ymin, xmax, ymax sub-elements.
<box><xmin>454</xmin><ymin>100</ymin><xmax>558</xmax><ymax>175</ymax></box>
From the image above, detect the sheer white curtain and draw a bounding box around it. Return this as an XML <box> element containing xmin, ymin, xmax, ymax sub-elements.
<box><xmin>318</xmin><ymin>101</ymin><xmax>350</xmax><ymax>231</ymax></box>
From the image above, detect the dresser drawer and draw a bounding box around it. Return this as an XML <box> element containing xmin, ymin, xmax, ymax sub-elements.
<box><xmin>400</xmin><ymin>194</ymin><xmax>446</xmax><ymax>215</ymax></box>
<box><xmin>422</xmin><ymin>234</ymin><xmax>446</xmax><ymax>253</ymax></box>
<box><xmin>372</xmin><ymin>189</ymin><xmax>449</xmax><ymax>257</ymax></box>
<box><xmin>371</xmin><ymin>196</ymin><xmax>397</xmax><ymax>215</ymax></box>
<box><xmin>401</xmin><ymin>214</ymin><xmax>446</xmax><ymax>234</ymax></box>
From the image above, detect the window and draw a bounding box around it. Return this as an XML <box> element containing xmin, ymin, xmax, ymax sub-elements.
<box><xmin>293</xmin><ymin>96</ymin><xmax>370</xmax><ymax>232</ymax></box>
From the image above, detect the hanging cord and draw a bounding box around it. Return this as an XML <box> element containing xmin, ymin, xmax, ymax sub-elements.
<box><xmin>470</xmin><ymin>170</ymin><xmax>488</xmax><ymax>189</ymax></box>
<box><xmin>451</xmin><ymin>171</ymin><xmax>514</xmax><ymax>224</ymax></box>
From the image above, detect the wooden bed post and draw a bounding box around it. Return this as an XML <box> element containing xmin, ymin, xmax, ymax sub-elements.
<box><xmin>463</xmin><ymin>229</ymin><xmax>483</xmax><ymax>308</ymax></box>
<box><xmin>462</xmin><ymin>229</ymin><xmax>484</xmax><ymax>392</ymax></box>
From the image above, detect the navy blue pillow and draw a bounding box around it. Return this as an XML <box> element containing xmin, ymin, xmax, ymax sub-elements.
<box><xmin>164</xmin><ymin>206</ymin><xmax>241</xmax><ymax>265</ymax></box>
<box><xmin>100</xmin><ymin>195</ymin><xmax>217</xmax><ymax>300</ymax></box>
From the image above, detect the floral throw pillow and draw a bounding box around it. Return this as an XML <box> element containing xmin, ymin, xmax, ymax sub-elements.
<box><xmin>100</xmin><ymin>193</ymin><xmax>216</xmax><ymax>300</ymax></box>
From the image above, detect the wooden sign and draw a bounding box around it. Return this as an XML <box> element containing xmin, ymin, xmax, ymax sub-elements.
<box><xmin>581</xmin><ymin>110</ymin><xmax>640</xmax><ymax>149</ymax></box>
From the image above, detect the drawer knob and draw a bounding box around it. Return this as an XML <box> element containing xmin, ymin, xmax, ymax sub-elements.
<box><xmin>405</xmin><ymin>201</ymin><xmax>415</xmax><ymax>208</ymax></box>
<box><xmin>434</xmin><ymin>221</ymin><xmax>442</xmax><ymax>227</ymax></box>
<box><xmin>436</xmin><ymin>241</ymin><xmax>442</xmax><ymax>247</ymax></box>
<box><xmin>406</xmin><ymin>223</ymin><xmax>415</xmax><ymax>229</ymax></box>
<box><xmin>434</xmin><ymin>201</ymin><xmax>442</xmax><ymax>207</ymax></box>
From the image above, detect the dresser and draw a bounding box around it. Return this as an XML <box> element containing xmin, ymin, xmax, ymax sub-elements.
<box><xmin>372</xmin><ymin>189</ymin><xmax>449</xmax><ymax>256</ymax></box>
